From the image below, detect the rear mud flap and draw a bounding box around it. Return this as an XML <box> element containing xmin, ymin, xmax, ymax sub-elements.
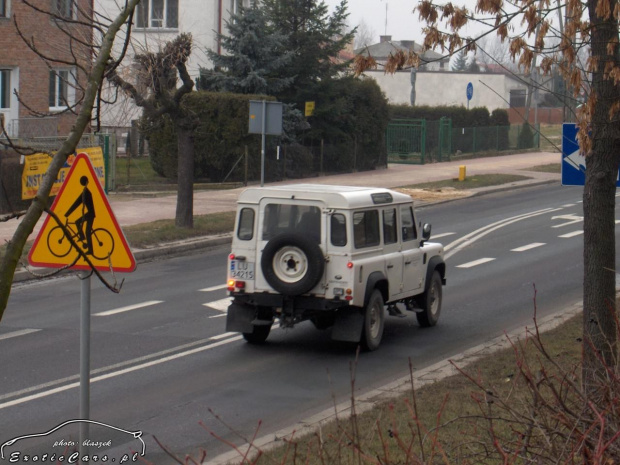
<box><xmin>331</xmin><ymin>307</ymin><xmax>364</xmax><ymax>343</ymax></box>
<box><xmin>226</xmin><ymin>302</ymin><xmax>255</xmax><ymax>333</ymax></box>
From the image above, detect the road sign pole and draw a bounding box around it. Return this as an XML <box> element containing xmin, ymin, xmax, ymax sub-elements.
<box><xmin>261</xmin><ymin>100</ymin><xmax>266</xmax><ymax>187</ymax></box>
<box><xmin>79</xmin><ymin>272</ymin><xmax>91</xmax><ymax>459</ymax></box>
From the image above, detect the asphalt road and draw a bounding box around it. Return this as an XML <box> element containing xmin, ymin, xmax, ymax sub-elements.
<box><xmin>2</xmin><ymin>182</ymin><xmax>617</xmax><ymax>463</ymax></box>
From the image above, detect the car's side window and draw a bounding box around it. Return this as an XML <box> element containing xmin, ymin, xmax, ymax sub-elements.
<box><xmin>237</xmin><ymin>208</ymin><xmax>255</xmax><ymax>241</ymax></box>
<box><xmin>330</xmin><ymin>214</ymin><xmax>347</xmax><ymax>247</ymax></box>
<box><xmin>400</xmin><ymin>205</ymin><xmax>417</xmax><ymax>242</ymax></box>
<box><xmin>382</xmin><ymin>209</ymin><xmax>397</xmax><ymax>245</ymax></box>
<box><xmin>353</xmin><ymin>210</ymin><xmax>380</xmax><ymax>249</ymax></box>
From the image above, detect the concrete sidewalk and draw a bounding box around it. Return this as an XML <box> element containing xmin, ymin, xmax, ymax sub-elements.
<box><xmin>1</xmin><ymin>151</ymin><xmax>561</xmax><ymax>246</ymax></box>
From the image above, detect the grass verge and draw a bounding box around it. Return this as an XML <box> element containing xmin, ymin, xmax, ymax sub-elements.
<box><xmin>400</xmin><ymin>173</ymin><xmax>531</xmax><ymax>190</ymax></box>
<box><xmin>523</xmin><ymin>163</ymin><xmax>561</xmax><ymax>173</ymax></box>
<box><xmin>240</xmin><ymin>313</ymin><xmax>585</xmax><ymax>464</ymax></box>
<box><xmin>123</xmin><ymin>211</ymin><xmax>236</xmax><ymax>248</ymax></box>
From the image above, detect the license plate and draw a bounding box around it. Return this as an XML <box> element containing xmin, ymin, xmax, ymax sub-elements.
<box><xmin>230</xmin><ymin>260</ymin><xmax>255</xmax><ymax>280</ymax></box>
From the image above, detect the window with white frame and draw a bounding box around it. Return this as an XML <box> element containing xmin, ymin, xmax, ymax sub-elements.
<box><xmin>1</xmin><ymin>69</ymin><xmax>10</xmax><ymax>109</ymax></box>
<box><xmin>49</xmin><ymin>69</ymin><xmax>75</xmax><ymax>110</ymax></box>
<box><xmin>53</xmin><ymin>0</ymin><xmax>75</xmax><ymax>19</ymax></box>
<box><xmin>136</xmin><ymin>0</ymin><xmax>178</xmax><ymax>29</ymax></box>
<box><xmin>1</xmin><ymin>0</ymin><xmax>9</xmax><ymax>18</ymax></box>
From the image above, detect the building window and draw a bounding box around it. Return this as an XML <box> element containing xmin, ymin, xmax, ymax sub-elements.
<box><xmin>49</xmin><ymin>69</ymin><xmax>75</xmax><ymax>110</ymax></box>
<box><xmin>1</xmin><ymin>0</ymin><xmax>9</xmax><ymax>18</ymax></box>
<box><xmin>136</xmin><ymin>0</ymin><xmax>178</xmax><ymax>29</ymax></box>
<box><xmin>53</xmin><ymin>0</ymin><xmax>75</xmax><ymax>19</ymax></box>
<box><xmin>0</xmin><ymin>70</ymin><xmax>10</xmax><ymax>109</ymax></box>
<box><xmin>510</xmin><ymin>89</ymin><xmax>526</xmax><ymax>108</ymax></box>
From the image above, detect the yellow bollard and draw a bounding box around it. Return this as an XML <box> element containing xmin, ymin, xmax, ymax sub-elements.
<box><xmin>458</xmin><ymin>165</ymin><xmax>467</xmax><ymax>181</ymax></box>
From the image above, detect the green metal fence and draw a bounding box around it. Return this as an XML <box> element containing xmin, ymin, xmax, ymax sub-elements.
<box><xmin>386</xmin><ymin>119</ymin><xmax>426</xmax><ymax>164</ymax></box>
<box><xmin>387</xmin><ymin>120</ymin><xmax>540</xmax><ymax>164</ymax></box>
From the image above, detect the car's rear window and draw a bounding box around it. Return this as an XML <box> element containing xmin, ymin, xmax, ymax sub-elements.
<box><xmin>262</xmin><ymin>204</ymin><xmax>321</xmax><ymax>243</ymax></box>
<box><xmin>237</xmin><ymin>208</ymin><xmax>255</xmax><ymax>241</ymax></box>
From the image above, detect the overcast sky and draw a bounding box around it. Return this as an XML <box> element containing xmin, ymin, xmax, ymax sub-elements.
<box><xmin>324</xmin><ymin>0</ymin><xmax>484</xmax><ymax>46</ymax></box>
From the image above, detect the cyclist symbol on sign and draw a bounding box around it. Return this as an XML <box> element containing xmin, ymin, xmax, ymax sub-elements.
<box><xmin>65</xmin><ymin>176</ymin><xmax>96</xmax><ymax>255</ymax></box>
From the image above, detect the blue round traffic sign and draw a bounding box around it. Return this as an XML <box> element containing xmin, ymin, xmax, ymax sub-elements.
<box><xmin>466</xmin><ymin>82</ymin><xmax>473</xmax><ymax>100</ymax></box>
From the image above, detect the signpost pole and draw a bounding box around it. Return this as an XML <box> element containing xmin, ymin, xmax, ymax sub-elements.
<box><xmin>261</xmin><ymin>101</ymin><xmax>266</xmax><ymax>187</ymax></box>
<box><xmin>79</xmin><ymin>272</ymin><xmax>91</xmax><ymax>459</ymax></box>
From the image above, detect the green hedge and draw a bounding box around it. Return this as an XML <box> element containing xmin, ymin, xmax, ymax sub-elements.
<box><xmin>145</xmin><ymin>92</ymin><xmax>268</xmax><ymax>181</ymax></box>
<box><xmin>145</xmin><ymin>78</ymin><xmax>389</xmax><ymax>182</ymax></box>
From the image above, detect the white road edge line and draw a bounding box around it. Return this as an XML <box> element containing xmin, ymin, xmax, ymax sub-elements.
<box><xmin>444</xmin><ymin>207</ymin><xmax>563</xmax><ymax>260</ymax></box>
<box><xmin>199</xmin><ymin>284</ymin><xmax>227</xmax><ymax>292</ymax></box>
<box><xmin>456</xmin><ymin>257</ymin><xmax>496</xmax><ymax>268</ymax></box>
<box><xmin>209</xmin><ymin>332</ymin><xmax>238</xmax><ymax>341</ymax></box>
<box><xmin>0</xmin><ymin>336</ymin><xmax>243</xmax><ymax>410</ymax></box>
<box><xmin>94</xmin><ymin>300</ymin><xmax>164</xmax><ymax>316</ymax></box>
<box><xmin>559</xmin><ymin>230</ymin><xmax>584</xmax><ymax>238</ymax></box>
<box><xmin>511</xmin><ymin>243</ymin><xmax>546</xmax><ymax>252</ymax></box>
<box><xmin>0</xmin><ymin>329</ymin><xmax>41</xmax><ymax>341</ymax></box>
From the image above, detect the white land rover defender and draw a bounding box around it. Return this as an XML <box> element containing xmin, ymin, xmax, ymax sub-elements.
<box><xmin>225</xmin><ymin>184</ymin><xmax>446</xmax><ymax>351</ymax></box>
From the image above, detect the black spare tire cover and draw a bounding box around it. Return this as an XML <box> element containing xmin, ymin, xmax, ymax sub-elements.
<box><xmin>261</xmin><ymin>232</ymin><xmax>325</xmax><ymax>296</ymax></box>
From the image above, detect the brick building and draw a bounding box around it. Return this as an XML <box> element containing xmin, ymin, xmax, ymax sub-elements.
<box><xmin>0</xmin><ymin>0</ymin><xmax>93</xmax><ymax>138</ymax></box>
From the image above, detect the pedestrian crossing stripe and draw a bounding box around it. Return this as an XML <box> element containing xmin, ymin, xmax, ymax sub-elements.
<box><xmin>28</xmin><ymin>153</ymin><xmax>136</xmax><ymax>272</ymax></box>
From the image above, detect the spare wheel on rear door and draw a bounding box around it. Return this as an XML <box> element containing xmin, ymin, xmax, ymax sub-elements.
<box><xmin>261</xmin><ymin>232</ymin><xmax>325</xmax><ymax>296</ymax></box>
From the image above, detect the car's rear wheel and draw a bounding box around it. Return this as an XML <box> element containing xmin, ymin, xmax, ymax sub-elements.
<box><xmin>416</xmin><ymin>271</ymin><xmax>442</xmax><ymax>327</ymax></box>
<box><xmin>361</xmin><ymin>289</ymin><xmax>385</xmax><ymax>351</ymax></box>
<box><xmin>242</xmin><ymin>324</ymin><xmax>271</xmax><ymax>344</ymax></box>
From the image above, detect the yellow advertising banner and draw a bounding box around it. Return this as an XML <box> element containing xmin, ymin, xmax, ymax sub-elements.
<box><xmin>21</xmin><ymin>147</ymin><xmax>105</xmax><ymax>200</ymax></box>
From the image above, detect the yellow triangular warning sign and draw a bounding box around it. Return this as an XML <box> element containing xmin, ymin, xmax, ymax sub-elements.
<box><xmin>28</xmin><ymin>153</ymin><xmax>136</xmax><ymax>272</ymax></box>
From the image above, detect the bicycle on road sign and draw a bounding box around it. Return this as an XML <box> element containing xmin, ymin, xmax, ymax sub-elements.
<box><xmin>47</xmin><ymin>220</ymin><xmax>115</xmax><ymax>260</ymax></box>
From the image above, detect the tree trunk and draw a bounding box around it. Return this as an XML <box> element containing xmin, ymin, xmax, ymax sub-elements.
<box><xmin>175</xmin><ymin>127</ymin><xmax>194</xmax><ymax>228</ymax></box>
<box><xmin>582</xmin><ymin>0</ymin><xmax>620</xmax><ymax>391</ymax></box>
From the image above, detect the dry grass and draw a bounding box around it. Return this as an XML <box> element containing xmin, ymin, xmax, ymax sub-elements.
<box><xmin>248</xmin><ymin>315</ymin><xmax>584</xmax><ymax>465</ymax></box>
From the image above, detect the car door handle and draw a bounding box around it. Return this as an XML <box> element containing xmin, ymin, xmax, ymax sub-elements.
<box><xmin>387</xmin><ymin>264</ymin><xmax>394</xmax><ymax>269</ymax></box>
<box><xmin>405</xmin><ymin>260</ymin><xmax>412</xmax><ymax>265</ymax></box>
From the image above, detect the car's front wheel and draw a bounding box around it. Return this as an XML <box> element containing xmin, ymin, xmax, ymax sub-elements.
<box><xmin>416</xmin><ymin>271</ymin><xmax>442</xmax><ymax>327</ymax></box>
<box><xmin>361</xmin><ymin>289</ymin><xmax>385</xmax><ymax>351</ymax></box>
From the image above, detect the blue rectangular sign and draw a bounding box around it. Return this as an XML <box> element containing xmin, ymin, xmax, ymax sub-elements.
<box><xmin>561</xmin><ymin>123</ymin><xmax>585</xmax><ymax>186</ymax></box>
<box><xmin>562</xmin><ymin>123</ymin><xmax>620</xmax><ymax>186</ymax></box>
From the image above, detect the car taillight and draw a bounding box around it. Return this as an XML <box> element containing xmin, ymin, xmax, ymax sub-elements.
<box><xmin>227</xmin><ymin>280</ymin><xmax>246</xmax><ymax>292</ymax></box>
<box><xmin>347</xmin><ymin>261</ymin><xmax>354</xmax><ymax>269</ymax></box>
<box><xmin>229</xmin><ymin>253</ymin><xmax>235</xmax><ymax>260</ymax></box>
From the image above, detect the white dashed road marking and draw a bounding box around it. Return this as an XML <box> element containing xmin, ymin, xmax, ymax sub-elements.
<box><xmin>456</xmin><ymin>257</ymin><xmax>496</xmax><ymax>268</ymax></box>
<box><xmin>202</xmin><ymin>298</ymin><xmax>232</xmax><ymax>312</ymax></box>
<box><xmin>559</xmin><ymin>230</ymin><xmax>584</xmax><ymax>238</ymax></box>
<box><xmin>511</xmin><ymin>243</ymin><xmax>546</xmax><ymax>252</ymax></box>
<box><xmin>551</xmin><ymin>214</ymin><xmax>583</xmax><ymax>228</ymax></box>
<box><xmin>0</xmin><ymin>329</ymin><xmax>41</xmax><ymax>341</ymax></box>
<box><xmin>94</xmin><ymin>300</ymin><xmax>164</xmax><ymax>316</ymax></box>
<box><xmin>431</xmin><ymin>232</ymin><xmax>456</xmax><ymax>239</ymax></box>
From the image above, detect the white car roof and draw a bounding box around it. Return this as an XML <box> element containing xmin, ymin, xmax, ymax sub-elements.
<box><xmin>237</xmin><ymin>184</ymin><xmax>413</xmax><ymax>209</ymax></box>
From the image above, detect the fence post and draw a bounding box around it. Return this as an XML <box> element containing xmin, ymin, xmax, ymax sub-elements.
<box><xmin>353</xmin><ymin>136</ymin><xmax>357</xmax><ymax>172</ymax></box>
<box><xmin>473</xmin><ymin>127</ymin><xmax>477</xmax><ymax>154</ymax></box>
<box><xmin>244</xmin><ymin>146</ymin><xmax>248</xmax><ymax>186</ymax></box>
<box><xmin>496</xmin><ymin>126</ymin><xmax>499</xmax><ymax>151</ymax></box>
